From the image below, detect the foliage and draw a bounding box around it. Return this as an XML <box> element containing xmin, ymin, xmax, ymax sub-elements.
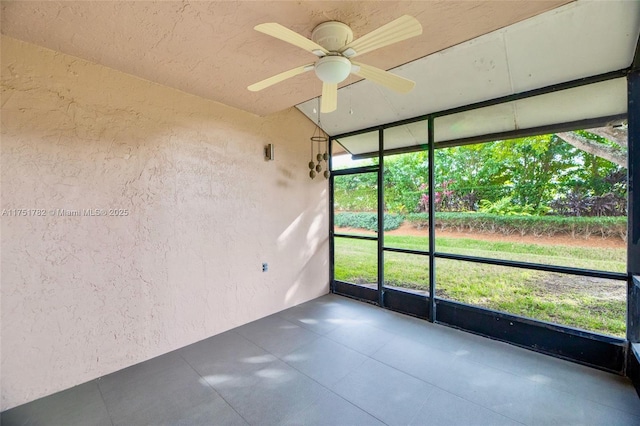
<box><xmin>549</xmin><ymin>169</ymin><xmax>627</xmax><ymax>216</ymax></box>
<box><xmin>334</xmin><ymin>212</ymin><xmax>403</xmax><ymax>231</ymax></box>
<box><xmin>383</xmin><ymin>151</ymin><xmax>429</xmax><ymax>214</ymax></box>
<box><xmin>334</xmin><ymin>131</ymin><xmax>628</xmax><ymax>218</ymax></box>
<box><xmin>404</xmin><ymin>212</ymin><xmax>627</xmax><ymax>240</ymax></box>
<box><xmin>478</xmin><ymin>197</ymin><xmax>534</xmax><ymax>215</ymax></box>
<box><xmin>334</xmin><ymin>173</ymin><xmax>377</xmax><ymax>212</ymax></box>
<box><xmin>478</xmin><ymin>196</ymin><xmax>550</xmax><ymax>216</ymax></box>
<box><xmin>416</xmin><ymin>179</ymin><xmax>468</xmax><ymax>213</ymax></box>
<box><xmin>432</xmin><ymin>144</ymin><xmax>506</xmax><ymax>211</ymax></box>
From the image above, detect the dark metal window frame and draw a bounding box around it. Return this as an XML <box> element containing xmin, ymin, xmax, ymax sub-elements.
<box><xmin>329</xmin><ymin>64</ymin><xmax>638</xmax><ymax>375</ymax></box>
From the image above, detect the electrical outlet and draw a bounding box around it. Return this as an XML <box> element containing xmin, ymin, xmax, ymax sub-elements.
<box><xmin>262</xmin><ymin>263</ymin><xmax>268</xmax><ymax>272</ymax></box>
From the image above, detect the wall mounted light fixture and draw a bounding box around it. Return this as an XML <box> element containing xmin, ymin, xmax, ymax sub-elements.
<box><xmin>265</xmin><ymin>143</ymin><xmax>274</xmax><ymax>161</ymax></box>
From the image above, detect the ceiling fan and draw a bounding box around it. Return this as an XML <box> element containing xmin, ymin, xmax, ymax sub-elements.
<box><xmin>247</xmin><ymin>15</ymin><xmax>422</xmax><ymax>113</ymax></box>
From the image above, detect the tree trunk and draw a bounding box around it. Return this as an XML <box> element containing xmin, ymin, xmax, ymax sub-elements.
<box><xmin>556</xmin><ymin>132</ymin><xmax>627</xmax><ymax>168</ymax></box>
<box><xmin>585</xmin><ymin>127</ymin><xmax>627</xmax><ymax>149</ymax></box>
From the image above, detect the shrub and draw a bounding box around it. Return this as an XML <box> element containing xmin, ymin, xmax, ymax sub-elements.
<box><xmin>334</xmin><ymin>187</ymin><xmax>377</xmax><ymax>212</ymax></box>
<box><xmin>404</xmin><ymin>212</ymin><xmax>627</xmax><ymax>240</ymax></box>
<box><xmin>335</xmin><ymin>212</ymin><xmax>404</xmax><ymax>231</ymax></box>
<box><xmin>479</xmin><ymin>197</ymin><xmax>534</xmax><ymax>215</ymax></box>
<box><xmin>550</xmin><ymin>191</ymin><xmax>627</xmax><ymax>217</ymax></box>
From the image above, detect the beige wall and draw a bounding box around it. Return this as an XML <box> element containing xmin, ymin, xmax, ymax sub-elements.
<box><xmin>0</xmin><ymin>36</ymin><xmax>329</xmax><ymax>411</ymax></box>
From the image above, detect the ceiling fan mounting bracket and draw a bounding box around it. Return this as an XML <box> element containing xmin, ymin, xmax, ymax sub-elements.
<box><xmin>311</xmin><ymin>21</ymin><xmax>353</xmax><ymax>52</ymax></box>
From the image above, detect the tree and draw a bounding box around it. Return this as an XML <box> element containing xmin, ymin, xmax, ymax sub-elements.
<box><xmin>556</xmin><ymin>123</ymin><xmax>627</xmax><ymax>168</ymax></box>
<box><xmin>333</xmin><ymin>123</ymin><xmax>628</xmax><ymax>216</ymax></box>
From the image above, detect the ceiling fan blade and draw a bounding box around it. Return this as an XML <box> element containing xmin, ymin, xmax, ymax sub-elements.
<box><xmin>340</xmin><ymin>15</ymin><xmax>422</xmax><ymax>57</ymax></box>
<box><xmin>248</xmin><ymin>64</ymin><xmax>314</xmax><ymax>92</ymax></box>
<box><xmin>255</xmin><ymin>23</ymin><xmax>328</xmax><ymax>56</ymax></box>
<box><xmin>321</xmin><ymin>82</ymin><xmax>337</xmax><ymax>113</ymax></box>
<box><xmin>351</xmin><ymin>62</ymin><xmax>415</xmax><ymax>93</ymax></box>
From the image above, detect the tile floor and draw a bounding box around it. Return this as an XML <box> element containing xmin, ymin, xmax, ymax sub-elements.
<box><xmin>2</xmin><ymin>294</ymin><xmax>640</xmax><ymax>426</ymax></box>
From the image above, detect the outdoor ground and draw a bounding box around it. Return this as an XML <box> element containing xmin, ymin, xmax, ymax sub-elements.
<box><xmin>339</xmin><ymin>223</ymin><xmax>626</xmax><ymax>249</ymax></box>
<box><xmin>334</xmin><ymin>225</ymin><xmax>627</xmax><ymax>337</ymax></box>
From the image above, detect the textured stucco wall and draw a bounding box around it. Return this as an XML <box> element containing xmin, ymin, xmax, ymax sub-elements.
<box><xmin>0</xmin><ymin>36</ymin><xmax>329</xmax><ymax>411</ymax></box>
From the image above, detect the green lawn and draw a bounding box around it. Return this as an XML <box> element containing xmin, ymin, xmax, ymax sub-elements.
<box><xmin>334</xmin><ymin>235</ymin><xmax>627</xmax><ymax>337</ymax></box>
<box><xmin>383</xmin><ymin>235</ymin><xmax>626</xmax><ymax>272</ymax></box>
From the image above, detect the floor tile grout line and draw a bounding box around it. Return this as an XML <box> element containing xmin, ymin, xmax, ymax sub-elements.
<box><xmin>245</xmin><ymin>313</ymin><xmax>327</xmax><ymax>339</ymax></box>
<box><xmin>93</xmin><ymin>379</ymin><xmax>116</xmax><ymax>426</ymax></box>
<box><xmin>7</xmin><ymin>293</ymin><xmax>638</xmax><ymax>425</ymax></box>
<box><xmin>410</xmin><ymin>355</ymin><xmax>636</xmax><ymax>423</ymax></box>
<box><xmin>257</xmin><ymin>296</ymin><xmax>640</xmax><ymax>423</ymax></box>
<box><xmin>136</xmin><ymin>296</ymin><xmax>639</xmax><ymax>424</ymax></box>
<box><xmin>234</xmin><ymin>320</ymin><xmax>324</xmax><ymax>361</ymax></box>
<box><xmin>404</xmin><ymin>386</ymin><xmax>441</xmax><ymax>426</ymax></box>
<box><xmin>266</xmin><ymin>307</ymin><xmax>398</xmax><ymax>425</ymax></box>
<box><xmin>335</xmin><ymin>296</ymin><xmax>640</xmax><ymax>418</ymax></box>
<box><xmin>277</xmin><ymin>336</ymin><xmax>368</xmax><ymax>389</ymax></box>
<box><xmin>274</xmin><ymin>342</ymin><xmax>390</xmax><ymax>426</ymax></box>
<box><xmin>419</xmin><ymin>386</ymin><xmax>528</xmax><ymax>426</ymax></box>
<box><xmin>222</xmin><ymin>321</ymin><xmax>388</xmax><ymax>425</ymax></box>
<box><xmin>530</xmin><ymin>379</ymin><xmax>640</xmax><ymax>420</ymax></box>
<box><xmin>195</xmin><ymin>324</ymin><xmax>341</xmax><ymax>424</ymax></box>
<box><xmin>176</xmin><ymin>350</ymin><xmax>252</xmax><ymax>426</ymax></box>
<box><xmin>320</xmin><ymin>320</ymin><xmax>466</xmax><ymax>360</ymax></box>
<box><xmin>543</xmin><ymin>375</ymin><xmax>639</xmax><ymax>415</ymax></box>
<box><xmin>276</xmin><ymin>312</ymin><xmax>344</xmax><ymax>336</ymax></box>
<box><xmin>321</xmin><ymin>329</ymin><xmax>385</xmax><ymax>358</ymax></box>
<box><xmin>274</xmin><ymin>315</ymin><xmax>341</xmax><ymax>336</ymax></box>
<box><xmin>328</xmin><ymin>356</ymin><xmax>439</xmax><ymax>425</ymax></box>
<box><xmin>367</xmin><ymin>352</ymin><xmax>530</xmax><ymax>426</ymax></box>
<box><xmin>340</xmin><ymin>299</ymin><xmax>640</xmax><ymax>408</ymax></box>
<box><xmin>318</xmin><ymin>313</ymin><xmax>428</xmax><ymax>358</ymax></box>
<box><xmin>331</xmin><ymin>302</ymin><xmax>471</xmax><ymax>351</ymax></box>
<box><xmin>457</xmin><ymin>354</ymin><xmax>640</xmax><ymax>418</ymax></box>
<box><xmin>466</xmin><ymin>344</ymin><xmax>640</xmax><ymax>416</ymax></box>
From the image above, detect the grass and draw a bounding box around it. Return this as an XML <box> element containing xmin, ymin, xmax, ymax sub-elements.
<box><xmin>385</xmin><ymin>234</ymin><xmax>626</xmax><ymax>272</ymax></box>
<box><xmin>334</xmin><ymin>236</ymin><xmax>627</xmax><ymax>337</ymax></box>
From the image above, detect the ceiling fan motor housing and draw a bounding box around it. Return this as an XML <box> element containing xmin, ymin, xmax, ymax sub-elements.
<box><xmin>311</xmin><ymin>21</ymin><xmax>353</xmax><ymax>52</ymax></box>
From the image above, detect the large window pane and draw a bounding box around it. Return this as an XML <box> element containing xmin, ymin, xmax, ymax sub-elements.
<box><xmin>383</xmin><ymin>251</ymin><xmax>430</xmax><ymax>295</ymax></box>
<box><xmin>334</xmin><ymin>237</ymin><xmax>377</xmax><ymax>288</ymax></box>
<box><xmin>383</xmin><ymin>150</ymin><xmax>429</xmax><ymax>251</ymax></box>
<box><xmin>435</xmin><ymin>258</ymin><xmax>626</xmax><ymax>338</ymax></box>
<box><xmin>432</xmin><ymin>128</ymin><xmax>627</xmax><ymax>273</ymax></box>
<box><xmin>333</xmin><ymin>172</ymin><xmax>378</xmax><ymax>238</ymax></box>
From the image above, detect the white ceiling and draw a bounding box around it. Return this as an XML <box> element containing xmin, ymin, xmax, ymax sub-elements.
<box><xmin>2</xmin><ymin>0</ymin><xmax>636</xmax><ymax>157</ymax></box>
<box><xmin>336</xmin><ymin>77</ymin><xmax>628</xmax><ymax>157</ymax></box>
<box><xmin>299</xmin><ymin>0</ymin><xmax>640</xmax><ymax>153</ymax></box>
<box><xmin>1</xmin><ymin>0</ymin><xmax>571</xmax><ymax>116</ymax></box>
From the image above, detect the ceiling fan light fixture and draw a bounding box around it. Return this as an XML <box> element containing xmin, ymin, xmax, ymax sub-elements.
<box><xmin>314</xmin><ymin>56</ymin><xmax>351</xmax><ymax>84</ymax></box>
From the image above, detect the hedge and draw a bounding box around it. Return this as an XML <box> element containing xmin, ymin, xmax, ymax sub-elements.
<box><xmin>334</xmin><ymin>212</ymin><xmax>403</xmax><ymax>231</ymax></box>
<box><xmin>405</xmin><ymin>212</ymin><xmax>627</xmax><ymax>240</ymax></box>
